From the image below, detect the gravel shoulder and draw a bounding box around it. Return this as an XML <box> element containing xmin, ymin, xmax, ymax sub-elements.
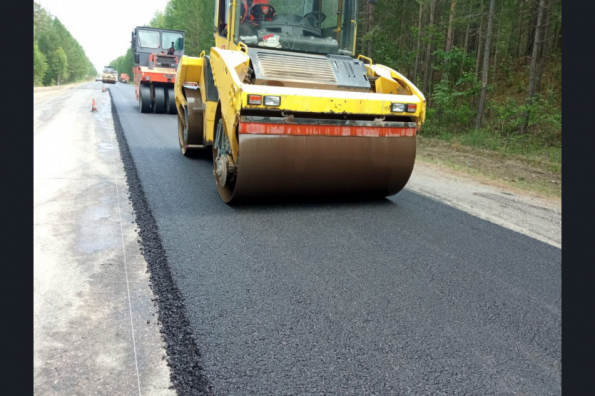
<box><xmin>408</xmin><ymin>135</ymin><xmax>561</xmax><ymax>248</ymax></box>
<box><xmin>34</xmin><ymin>82</ymin><xmax>174</xmax><ymax>395</ymax></box>
<box><xmin>407</xmin><ymin>161</ymin><xmax>561</xmax><ymax>248</ymax></box>
<box><xmin>416</xmin><ymin>136</ymin><xmax>562</xmax><ymax>198</ymax></box>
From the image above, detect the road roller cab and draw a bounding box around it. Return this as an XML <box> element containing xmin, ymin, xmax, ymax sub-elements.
<box><xmin>131</xmin><ymin>26</ymin><xmax>185</xmax><ymax>114</ymax></box>
<box><xmin>175</xmin><ymin>0</ymin><xmax>426</xmax><ymax>203</ymax></box>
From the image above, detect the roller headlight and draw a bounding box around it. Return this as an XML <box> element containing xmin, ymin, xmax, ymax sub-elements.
<box><xmin>391</xmin><ymin>103</ymin><xmax>406</xmax><ymax>112</ymax></box>
<box><xmin>264</xmin><ymin>96</ymin><xmax>281</xmax><ymax>106</ymax></box>
<box><xmin>391</xmin><ymin>103</ymin><xmax>418</xmax><ymax>113</ymax></box>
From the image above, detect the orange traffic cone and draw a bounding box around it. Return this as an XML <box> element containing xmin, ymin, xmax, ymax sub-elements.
<box><xmin>91</xmin><ymin>98</ymin><xmax>97</xmax><ymax>112</ymax></box>
<box><xmin>102</xmin><ymin>84</ymin><xmax>106</xmax><ymax>92</ymax></box>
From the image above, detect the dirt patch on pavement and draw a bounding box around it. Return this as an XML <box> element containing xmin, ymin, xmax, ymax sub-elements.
<box><xmin>416</xmin><ymin>136</ymin><xmax>562</xmax><ymax>199</ymax></box>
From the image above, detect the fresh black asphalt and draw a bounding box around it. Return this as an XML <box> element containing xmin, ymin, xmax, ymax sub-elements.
<box><xmin>109</xmin><ymin>83</ymin><xmax>561</xmax><ymax>395</ymax></box>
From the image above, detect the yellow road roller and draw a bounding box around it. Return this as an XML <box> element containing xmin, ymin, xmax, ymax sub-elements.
<box><xmin>175</xmin><ymin>0</ymin><xmax>426</xmax><ymax>203</ymax></box>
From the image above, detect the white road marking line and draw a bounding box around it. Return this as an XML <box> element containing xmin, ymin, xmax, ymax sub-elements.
<box><xmin>108</xmin><ymin>93</ymin><xmax>143</xmax><ymax>396</ymax></box>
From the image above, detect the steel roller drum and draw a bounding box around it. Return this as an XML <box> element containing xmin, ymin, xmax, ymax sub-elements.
<box><xmin>217</xmin><ymin>133</ymin><xmax>416</xmax><ymax>203</ymax></box>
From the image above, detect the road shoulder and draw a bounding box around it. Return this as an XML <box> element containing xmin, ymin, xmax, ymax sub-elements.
<box><xmin>407</xmin><ymin>159</ymin><xmax>561</xmax><ymax>248</ymax></box>
<box><xmin>34</xmin><ymin>82</ymin><xmax>174</xmax><ymax>395</ymax></box>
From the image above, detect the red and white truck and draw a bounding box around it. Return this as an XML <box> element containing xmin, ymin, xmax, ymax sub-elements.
<box><xmin>119</xmin><ymin>73</ymin><xmax>130</xmax><ymax>83</ymax></box>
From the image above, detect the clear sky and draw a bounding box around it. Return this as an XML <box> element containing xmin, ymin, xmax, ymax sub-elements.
<box><xmin>36</xmin><ymin>0</ymin><xmax>171</xmax><ymax>74</ymax></box>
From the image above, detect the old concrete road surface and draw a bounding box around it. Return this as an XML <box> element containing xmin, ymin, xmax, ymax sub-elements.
<box><xmin>112</xmin><ymin>82</ymin><xmax>560</xmax><ymax>395</ymax></box>
<box><xmin>34</xmin><ymin>81</ymin><xmax>174</xmax><ymax>395</ymax></box>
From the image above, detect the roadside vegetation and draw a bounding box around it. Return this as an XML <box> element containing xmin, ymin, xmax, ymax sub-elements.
<box><xmin>107</xmin><ymin>0</ymin><xmax>561</xmax><ymax>197</ymax></box>
<box><xmin>34</xmin><ymin>2</ymin><xmax>97</xmax><ymax>86</ymax></box>
<box><xmin>359</xmin><ymin>0</ymin><xmax>561</xmax><ymax>197</ymax></box>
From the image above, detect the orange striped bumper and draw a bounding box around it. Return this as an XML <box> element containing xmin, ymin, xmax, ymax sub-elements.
<box><xmin>239</xmin><ymin>116</ymin><xmax>417</xmax><ymax>137</ymax></box>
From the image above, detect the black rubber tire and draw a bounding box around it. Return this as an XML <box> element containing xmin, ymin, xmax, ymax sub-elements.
<box><xmin>153</xmin><ymin>86</ymin><xmax>166</xmax><ymax>114</ymax></box>
<box><xmin>213</xmin><ymin>118</ymin><xmax>236</xmax><ymax>203</ymax></box>
<box><xmin>139</xmin><ymin>84</ymin><xmax>151</xmax><ymax>113</ymax></box>
<box><xmin>166</xmin><ymin>88</ymin><xmax>177</xmax><ymax>114</ymax></box>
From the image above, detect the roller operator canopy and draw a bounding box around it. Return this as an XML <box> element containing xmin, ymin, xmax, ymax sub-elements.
<box><xmin>137</xmin><ymin>29</ymin><xmax>184</xmax><ymax>50</ymax></box>
<box><xmin>227</xmin><ymin>0</ymin><xmax>358</xmax><ymax>56</ymax></box>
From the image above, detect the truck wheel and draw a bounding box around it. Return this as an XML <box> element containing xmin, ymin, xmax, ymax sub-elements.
<box><xmin>153</xmin><ymin>86</ymin><xmax>166</xmax><ymax>114</ymax></box>
<box><xmin>166</xmin><ymin>88</ymin><xmax>176</xmax><ymax>114</ymax></box>
<box><xmin>139</xmin><ymin>84</ymin><xmax>151</xmax><ymax>113</ymax></box>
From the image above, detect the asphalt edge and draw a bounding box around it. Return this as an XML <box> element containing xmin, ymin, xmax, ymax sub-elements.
<box><xmin>108</xmin><ymin>89</ymin><xmax>213</xmax><ymax>395</ymax></box>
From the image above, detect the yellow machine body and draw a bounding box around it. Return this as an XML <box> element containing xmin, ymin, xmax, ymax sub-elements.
<box><xmin>102</xmin><ymin>66</ymin><xmax>117</xmax><ymax>84</ymax></box>
<box><xmin>175</xmin><ymin>0</ymin><xmax>426</xmax><ymax>203</ymax></box>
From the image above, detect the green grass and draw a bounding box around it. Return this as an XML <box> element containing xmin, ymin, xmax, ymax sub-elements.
<box><xmin>423</xmin><ymin>125</ymin><xmax>561</xmax><ymax>168</ymax></box>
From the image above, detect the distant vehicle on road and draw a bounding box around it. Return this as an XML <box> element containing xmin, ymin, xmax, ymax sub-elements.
<box><xmin>102</xmin><ymin>66</ymin><xmax>117</xmax><ymax>84</ymax></box>
<box><xmin>119</xmin><ymin>73</ymin><xmax>130</xmax><ymax>83</ymax></box>
<box><xmin>96</xmin><ymin>75</ymin><xmax>101</xmax><ymax>81</ymax></box>
<box><xmin>131</xmin><ymin>26</ymin><xmax>184</xmax><ymax>113</ymax></box>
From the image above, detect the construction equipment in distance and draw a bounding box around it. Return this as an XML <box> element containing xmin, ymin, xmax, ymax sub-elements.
<box><xmin>131</xmin><ymin>26</ymin><xmax>185</xmax><ymax>114</ymax></box>
<box><xmin>102</xmin><ymin>66</ymin><xmax>117</xmax><ymax>84</ymax></box>
<box><xmin>174</xmin><ymin>0</ymin><xmax>426</xmax><ymax>203</ymax></box>
<box><xmin>119</xmin><ymin>73</ymin><xmax>130</xmax><ymax>83</ymax></box>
